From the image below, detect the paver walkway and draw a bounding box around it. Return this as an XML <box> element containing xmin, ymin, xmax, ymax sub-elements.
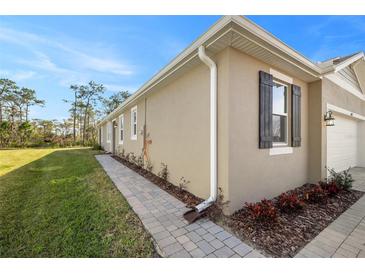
<box><xmin>96</xmin><ymin>155</ymin><xmax>264</xmax><ymax>258</ymax></box>
<box><xmin>295</xmin><ymin>169</ymin><xmax>365</xmax><ymax>258</ymax></box>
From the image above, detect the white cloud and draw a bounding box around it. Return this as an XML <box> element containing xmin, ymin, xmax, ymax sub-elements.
<box><xmin>0</xmin><ymin>25</ymin><xmax>134</xmax><ymax>77</ymax></box>
<box><xmin>0</xmin><ymin>69</ymin><xmax>37</xmax><ymax>81</ymax></box>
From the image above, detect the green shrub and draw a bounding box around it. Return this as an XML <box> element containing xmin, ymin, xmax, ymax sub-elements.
<box><xmin>92</xmin><ymin>144</ymin><xmax>102</xmax><ymax>150</ymax></box>
<box><xmin>327</xmin><ymin>167</ymin><xmax>354</xmax><ymax>190</ymax></box>
<box><xmin>158</xmin><ymin>163</ymin><xmax>169</xmax><ymax>181</ymax></box>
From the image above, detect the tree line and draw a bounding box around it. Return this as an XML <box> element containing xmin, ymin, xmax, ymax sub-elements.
<box><xmin>0</xmin><ymin>78</ymin><xmax>131</xmax><ymax>148</ymax></box>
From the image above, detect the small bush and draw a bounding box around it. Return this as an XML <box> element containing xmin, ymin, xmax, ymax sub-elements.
<box><xmin>327</xmin><ymin>167</ymin><xmax>354</xmax><ymax>190</ymax></box>
<box><xmin>245</xmin><ymin>199</ymin><xmax>278</xmax><ymax>222</ymax></box>
<box><xmin>178</xmin><ymin>177</ymin><xmax>190</xmax><ymax>192</ymax></box>
<box><xmin>120</xmin><ymin>149</ymin><xmax>125</xmax><ymax>159</ymax></box>
<box><xmin>129</xmin><ymin>153</ymin><xmax>136</xmax><ymax>165</ymax></box>
<box><xmin>92</xmin><ymin>144</ymin><xmax>102</xmax><ymax>150</ymax></box>
<box><xmin>145</xmin><ymin>159</ymin><xmax>153</xmax><ymax>172</ymax></box>
<box><xmin>303</xmin><ymin>185</ymin><xmax>326</xmax><ymax>203</ymax></box>
<box><xmin>136</xmin><ymin>153</ymin><xmax>144</xmax><ymax>168</ymax></box>
<box><xmin>207</xmin><ymin>187</ymin><xmax>230</xmax><ymax>220</ymax></box>
<box><xmin>320</xmin><ymin>181</ymin><xmax>341</xmax><ymax>196</ymax></box>
<box><xmin>158</xmin><ymin>163</ymin><xmax>169</xmax><ymax>181</ymax></box>
<box><xmin>277</xmin><ymin>193</ymin><xmax>304</xmax><ymax>213</ymax></box>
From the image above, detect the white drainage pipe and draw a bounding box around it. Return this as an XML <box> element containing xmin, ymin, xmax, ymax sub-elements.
<box><xmin>194</xmin><ymin>45</ymin><xmax>218</xmax><ymax>213</ymax></box>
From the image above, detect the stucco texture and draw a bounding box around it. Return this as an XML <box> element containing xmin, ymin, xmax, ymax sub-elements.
<box><xmin>225</xmin><ymin>48</ymin><xmax>310</xmax><ymax>212</ymax></box>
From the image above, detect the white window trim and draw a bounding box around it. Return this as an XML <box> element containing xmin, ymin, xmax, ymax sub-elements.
<box><xmin>270</xmin><ymin>146</ymin><xmax>293</xmax><ymax>156</ymax></box>
<box><xmin>119</xmin><ymin>114</ymin><xmax>124</xmax><ymax>145</ymax></box>
<box><xmin>130</xmin><ymin>106</ymin><xmax>138</xmax><ymax>140</ymax></box>
<box><xmin>272</xmin><ymin>80</ymin><xmax>289</xmax><ymax>146</ymax></box>
<box><xmin>106</xmin><ymin>122</ymin><xmax>111</xmax><ymax>143</ymax></box>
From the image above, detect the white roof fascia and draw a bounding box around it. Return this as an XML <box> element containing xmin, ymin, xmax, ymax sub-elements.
<box><xmin>320</xmin><ymin>52</ymin><xmax>365</xmax><ymax>75</ymax></box>
<box><xmin>334</xmin><ymin>52</ymin><xmax>365</xmax><ymax>73</ymax></box>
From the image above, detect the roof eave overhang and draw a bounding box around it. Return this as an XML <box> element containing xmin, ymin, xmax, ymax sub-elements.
<box><xmin>97</xmin><ymin>16</ymin><xmax>323</xmax><ymax>127</ymax></box>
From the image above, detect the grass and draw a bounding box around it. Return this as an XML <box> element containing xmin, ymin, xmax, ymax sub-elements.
<box><xmin>0</xmin><ymin>148</ymin><xmax>155</xmax><ymax>257</ymax></box>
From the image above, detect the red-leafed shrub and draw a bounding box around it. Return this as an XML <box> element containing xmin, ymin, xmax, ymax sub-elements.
<box><xmin>320</xmin><ymin>181</ymin><xmax>341</xmax><ymax>196</ymax></box>
<box><xmin>303</xmin><ymin>185</ymin><xmax>326</xmax><ymax>203</ymax></box>
<box><xmin>245</xmin><ymin>199</ymin><xmax>278</xmax><ymax>222</ymax></box>
<box><xmin>277</xmin><ymin>193</ymin><xmax>304</xmax><ymax>213</ymax></box>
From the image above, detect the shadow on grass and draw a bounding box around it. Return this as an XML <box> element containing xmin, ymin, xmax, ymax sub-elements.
<box><xmin>0</xmin><ymin>149</ymin><xmax>154</xmax><ymax>258</ymax></box>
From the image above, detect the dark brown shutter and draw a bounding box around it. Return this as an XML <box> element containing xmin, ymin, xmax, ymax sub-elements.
<box><xmin>259</xmin><ymin>71</ymin><xmax>273</xmax><ymax>149</ymax></box>
<box><xmin>292</xmin><ymin>84</ymin><xmax>301</xmax><ymax>147</ymax></box>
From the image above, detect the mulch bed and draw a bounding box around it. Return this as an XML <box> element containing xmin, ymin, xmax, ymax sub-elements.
<box><xmin>110</xmin><ymin>154</ymin><xmax>363</xmax><ymax>257</ymax></box>
<box><xmin>226</xmin><ymin>184</ymin><xmax>364</xmax><ymax>257</ymax></box>
<box><xmin>111</xmin><ymin>155</ymin><xmax>203</xmax><ymax>208</ymax></box>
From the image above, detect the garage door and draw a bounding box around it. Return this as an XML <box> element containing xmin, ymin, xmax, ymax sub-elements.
<box><xmin>327</xmin><ymin>113</ymin><xmax>358</xmax><ymax>172</ymax></box>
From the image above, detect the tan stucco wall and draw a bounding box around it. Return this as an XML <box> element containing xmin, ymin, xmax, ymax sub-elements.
<box><xmin>320</xmin><ymin>78</ymin><xmax>365</xmax><ymax>177</ymax></box>
<box><xmin>100</xmin><ymin>123</ymin><xmax>111</xmax><ymax>152</ymax></box>
<box><xmin>116</xmin><ymin>101</ymin><xmax>146</xmax><ymax>157</ymax></box>
<box><xmin>226</xmin><ymin>48</ymin><xmax>310</xmax><ymax>212</ymax></box>
<box><xmin>308</xmin><ymin>80</ymin><xmax>323</xmax><ymax>183</ymax></box>
<box><xmin>100</xmin><ymin>46</ymin><xmax>365</xmax><ymax>214</ymax></box>
<box><xmin>105</xmin><ymin>48</ymin><xmax>231</xmax><ymax>200</ymax></box>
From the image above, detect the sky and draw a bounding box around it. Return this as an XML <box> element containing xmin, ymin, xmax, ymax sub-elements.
<box><xmin>1</xmin><ymin>16</ymin><xmax>365</xmax><ymax>120</ymax></box>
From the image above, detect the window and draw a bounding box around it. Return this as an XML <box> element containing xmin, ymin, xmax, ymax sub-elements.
<box><xmin>131</xmin><ymin>106</ymin><xmax>137</xmax><ymax>140</ymax></box>
<box><xmin>272</xmin><ymin>81</ymin><xmax>288</xmax><ymax>145</ymax></box>
<box><xmin>119</xmin><ymin>114</ymin><xmax>124</xmax><ymax>144</ymax></box>
<box><xmin>107</xmin><ymin>122</ymin><xmax>111</xmax><ymax>143</ymax></box>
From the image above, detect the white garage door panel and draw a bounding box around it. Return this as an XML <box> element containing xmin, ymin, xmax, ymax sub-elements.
<box><xmin>327</xmin><ymin>114</ymin><xmax>358</xmax><ymax>172</ymax></box>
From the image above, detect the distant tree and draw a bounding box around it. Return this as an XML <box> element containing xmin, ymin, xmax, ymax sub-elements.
<box><xmin>0</xmin><ymin>121</ymin><xmax>10</xmax><ymax>147</ymax></box>
<box><xmin>20</xmin><ymin>88</ymin><xmax>45</xmax><ymax>122</ymax></box>
<box><xmin>18</xmin><ymin>121</ymin><xmax>33</xmax><ymax>146</ymax></box>
<box><xmin>71</xmin><ymin>81</ymin><xmax>105</xmax><ymax>145</ymax></box>
<box><xmin>0</xmin><ymin>79</ymin><xmax>17</xmax><ymax>123</ymax></box>
<box><xmin>66</xmin><ymin>85</ymin><xmax>80</xmax><ymax>143</ymax></box>
<box><xmin>102</xmin><ymin>90</ymin><xmax>131</xmax><ymax>115</ymax></box>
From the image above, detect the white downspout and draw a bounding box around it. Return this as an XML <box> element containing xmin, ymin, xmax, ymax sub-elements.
<box><xmin>195</xmin><ymin>45</ymin><xmax>218</xmax><ymax>213</ymax></box>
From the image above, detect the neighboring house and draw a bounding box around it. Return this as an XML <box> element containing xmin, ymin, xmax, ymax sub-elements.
<box><xmin>97</xmin><ymin>16</ymin><xmax>365</xmax><ymax>213</ymax></box>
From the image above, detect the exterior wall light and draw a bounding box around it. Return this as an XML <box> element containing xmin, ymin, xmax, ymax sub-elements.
<box><xmin>324</xmin><ymin>111</ymin><xmax>335</xmax><ymax>126</ymax></box>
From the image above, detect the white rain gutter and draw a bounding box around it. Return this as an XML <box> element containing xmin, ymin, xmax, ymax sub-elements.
<box><xmin>194</xmin><ymin>45</ymin><xmax>218</xmax><ymax>213</ymax></box>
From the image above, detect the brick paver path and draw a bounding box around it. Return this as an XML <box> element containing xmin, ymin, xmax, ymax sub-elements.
<box><xmin>295</xmin><ymin>169</ymin><xmax>365</xmax><ymax>258</ymax></box>
<box><xmin>96</xmin><ymin>155</ymin><xmax>264</xmax><ymax>258</ymax></box>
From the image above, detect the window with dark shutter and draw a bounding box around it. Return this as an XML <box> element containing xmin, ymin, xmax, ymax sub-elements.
<box><xmin>259</xmin><ymin>71</ymin><xmax>273</xmax><ymax>149</ymax></box>
<box><xmin>291</xmin><ymin>85</ymin><xmax>301</xmax><ymax>147</ymax></box>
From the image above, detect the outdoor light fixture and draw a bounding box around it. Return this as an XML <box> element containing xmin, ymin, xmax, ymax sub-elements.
<box><xmin>324</xmin><ymin>111</ymin><xmax>335</xmax><ymax>126</ymax></box>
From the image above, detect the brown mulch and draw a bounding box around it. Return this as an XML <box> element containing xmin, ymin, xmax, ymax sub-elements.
<box><xmin>110</xmin><ymin>154</ymin><xmax>363</xmax><ymax>257</ymax></box>
<box><xmin>111</xmin><ymin>155</ymin><xmax>203</xmax><ymax>208</ymax></box>
<box><xmin>226</xmin><ymin>183</ymin><xmax>364</xmax><ymax>258</ymax></box>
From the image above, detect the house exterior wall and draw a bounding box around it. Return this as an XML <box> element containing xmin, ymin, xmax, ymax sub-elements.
<box><xmin>102</xmin><ymin>48</ymin><xmax>231</xmax><ymax>200</ymax></box>
<box><xmin>320</xmin><ymin>77</ymin><xmax>365</xmax><ymax>177</ymax></box>
<box><xmin>307</xmin><ymin>80</ymin><xmax>323</xmax><ymax>183</ymax></box>
<box><xmin>97</xmin><ymin>46</ymin><xmax>364</xmax><ymax>214</ymax></box>
<box><xmin>99</xmin><ymin>123</ymin><xmax>109</xmax><ymax>152</ymax></box>
<box><xmin>226</xmin><ymin>47</ymin><xmax>310</xmax><ymax>212</ymax></box>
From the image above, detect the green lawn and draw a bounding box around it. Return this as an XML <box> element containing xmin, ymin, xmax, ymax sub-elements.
<box><xmin>0</xmin><ymin>148</ymin><xmax>154</xmax><ymax>257</ymax></box>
